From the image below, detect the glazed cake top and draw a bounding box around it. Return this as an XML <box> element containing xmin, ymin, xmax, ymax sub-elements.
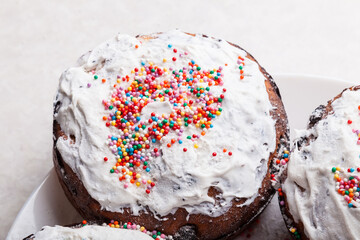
<box><xmin>55</xmin><ymin>30</ymin><xmax>276</xmax><ymax>218</ymax></box>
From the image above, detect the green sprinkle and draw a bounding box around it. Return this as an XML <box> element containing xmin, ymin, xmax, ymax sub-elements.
<box><xmin>94</xmin><ymin>75</ymin><xmax>98</xmax><ymax>79</ymax></box>
<box><xmin>110</xmin><ymin>169</ymin><xmax>114</xmax><ymax>173</ymax></box>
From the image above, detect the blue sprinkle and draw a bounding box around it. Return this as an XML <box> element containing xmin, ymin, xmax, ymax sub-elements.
<box><xmin>189</xmin><ymin>70</ymin><xmax>193</xmax><ymax>74</ymax></box>
<box><xmin>351</xmin><ymin>168</ymin><xmax>355</xmax><ymax>172</ymax></box>
<box><xmin>174</xmin><ymin>103</ymin><xmax>178</xmax><ymax>106</ymax></box>
<box><xmin>168</xmin><ymin>44</ymin><xmax>172</xmax><ymax>48</ymax></box>
<box><xmin>153</xmin><ymin>128</ymin><xmax>157</xmax><ymax>132</ymax></box>
<box><xmin>191</xmin><ymin>60</ymin><xmax>195</xmax><ymax>64</ymax></box>
<box><xmin>126</xmin><ymin>93</ymin><xmax>130</xmax><ymax>97</ymax></box>
<box><xmin>152</xmin><ymin>139</ymin><xmax>156</xmax><ymax>143</ymax></box>
<box><xmin>111</xmin><ymin>136</ymin><xmax>117</xmax><ymax>141</ymax></box>
<box><xmin>117</xmin><ymin>147</ymin><xmax>121</xmax><ymax>151</ymax></box>
<box><xmin>135</xmin><ymin>127</ymin><xmax>139</xmax><ymax>131</ymax></box>
<box><xmin>179</xmin><ymin>140</ymin><xmax>183</xmax><ymax>144</ymax></box>
<box><xmin>210</xmin><ymin>124</ymin><xmax>214</xmax><ymax>128</ymax></box>
<box><xmin>125</xmin><ymin>101</ymin><xmax>129</xmax><ymax>105</ymax></box>
<box><xmin>112</xmin><ymin>116</ymin><xmax>116</xmax><ymax>120</ymax></box>
<box><xmin>141</xmin><ymin>61</ymin><xmax>145</xmax><ymax>66</ymax></box>
<box><xmin>349</xmin><ymin>203</ymin><xmax>354</xmax><ymax>208</ymax></box>
<box><xmin>126</xmin><ymin>148</ymin><xmax>129</xmax><ymax>152</ymax></box>
<box><xmin>217</xmin><ymin>72</ymin><xmax>221</xmax><ymax>76</ymax></box>
<box><xmin>136</xmin><ymin>116</ymin><xmax>141</xmax><ymax>121</ymax></box>
<box><xmin>170</xmin><ymin>121</ymin><xmax>175</xmax><ymax>124</ymax></box>
<box><xmin>283</xmin><ymin>153</ymin><xmax>289</xmax><ymax>158</ymax></box>
<box><xmin>146</xmin><ymin>168</ymin><xmax>150</xmax><ymax>172</ymax></box>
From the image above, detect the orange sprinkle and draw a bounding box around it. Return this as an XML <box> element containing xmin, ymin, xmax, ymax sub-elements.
<box><xmin>240</xmin><ymin>75</ymin><xmax>244</xmax><ymax>80</ymax></box>
<box><xmin>135</xmin><ymin>45</ymin><xmax>139</xmax><ymax>49</ymax></box>
<box><xmin>102</xmin><ymin>79</ymin><xmax>106</xmax><ymax>83</ymax></box>
<box><xmin>223</xmin><ymin>149</ymin><xmax>227</xmax><ymax>152</ymax></box>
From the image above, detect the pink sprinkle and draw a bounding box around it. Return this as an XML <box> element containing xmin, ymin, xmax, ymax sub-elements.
<box><xmin>357</xmin><ymin>140</ymin><xmax>360</xmax><ymax>145</ymax></box>
<box><xmin>124</xmin><ymin>184</ymin><xmax>128</xmax><ymax>188</ymax></box>
<box><xmin>87</xmin><ymin>83</ymin><xmax>91</xmax><ymax>88</ymax></box>
<box><xmin>281</xmin><ymin>160</ymin><xmax>287</xmax><ymax>165</ymax></box>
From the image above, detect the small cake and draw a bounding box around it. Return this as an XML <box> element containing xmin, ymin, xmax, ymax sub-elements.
<box><xmin>24</xmin><ymin>220</ymin><xmax>170</xmax><ymax>240</ymax></box>
<box><xmin>281</xmin><ymin>86</ymin><xmax>360</xmax><ymax>239</ymax></box>
<box><xmin>53</xmin><ymin>30</ymin><xmax>289</xmax><ymax>239</ymax></box>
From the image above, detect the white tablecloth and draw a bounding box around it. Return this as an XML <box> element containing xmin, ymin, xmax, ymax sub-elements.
<box><xmin>1</xmin><ymin>0</ymin><xmax>360</xmax><ymax>238</ymax></box>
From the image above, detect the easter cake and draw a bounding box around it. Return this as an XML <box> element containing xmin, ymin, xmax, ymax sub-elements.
<box><xmin>23</xmin><ymin>220</ymin><xmax>170</xmax><ymax>240</ymax></box>
<box><xmin>281</xmin><ymin>86</ymin><xmax>360</xmax><ymax>239</ymax></box>
<box><xmin>53</xmin><ymin>30</ymin><xmax>289</xmax><ymax>239</ymax></box>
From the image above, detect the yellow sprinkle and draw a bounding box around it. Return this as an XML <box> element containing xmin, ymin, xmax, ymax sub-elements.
<box><xmin>117</xmin><ymin>79</ymin><xmax>121</xmax><ymax>83</ymax></box>
<box><xmin>147</xmin><ymin>180</ymin><xmax>152</xmax><ymax>184</ymax></box>
<box><xmin>290</xmin><ymin>228</ymin><xmax>296</xmax><ymax>233</ymax></box>
<box><xmin>128</xmin><ymin>87</ymin><xmax>132</xmax><ymax>91</ymax></box>
<box><xmin>125</xmin><ymin>156</ymin><xmax>129</xmax><ymax>161</ymax></box>
<box><xmin>336</xmin><ymin>167</ymin><xmax>341</xmax><ymax>171</ymax></box>
<box><xmin>163</xmin><ymin>58</ymin><xmax>167</xmax><ymax>62</ymax></box>
<box><xmin>111</xmin><ymin>224</ymin><xmax>115</xmax><ymax>228</ymax></box>
<box><xmin>194</xmin><ymin>144</ymin><xmax>199</xmax><ymax>148</ymax></box>
<box><xmin>111</xmin><ymin>98</ymin><xmax>115</xmax><ymax>102</ymax></box>
<box><xmin>131</xmin><ymin>70</ymin><xmax>135</xmax><ymax>74</ymax></box>
<box><xmin>284</xmin><ymin>150</ymin><xmax>289</xmax><ymax>154</ymax></box>
<box><xmin>334</xmin><ymin>174</ymin><xmax>339</xmax><ymax>179</ymax></box>
<box><xmin>136</xmin><ymin>182</ymin><xmax>141</xmax><ymax>187</ymax></box>
<box><xmin>141</xmin><ymin>67</ymin><xmax>145</xmax><ymax>72</ymax></box>
<box><xmin>140</xmin><ymin>226</ymin><xmax>145</xmax><ymax>231</ymax></box>
<box><xmin>128</xmin><ymin>171</ymin><xmax>133</xmax><ymax>176</ymax></box>
<box><xmin>123</xmin><ymin>152</ymin><xmax>128</xmax><ymax>156</ymax></box>
<box><xmin>216</xmin><ymin>111</ymin><xmax>221</xmax><ymax>115</ymax></box>
<box><xmin>115</xmin><ymin>224</ymin><xmax>120</xmax><ymax>228</ymax></box>
<box><xmin>112</xmin><ymin>166</ymin><xmax>116</xmax><ymax>170</ymax></box>
<box><xmin>136</xmin><ymin>174</ymin><xmax>141</xmax><ymax>179</ymax></box>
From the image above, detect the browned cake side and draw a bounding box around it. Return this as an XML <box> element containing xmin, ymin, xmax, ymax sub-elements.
<box><xmin>53</xmin><ymin>33</ymin><xmax>289</xmax><ymax>240</ymax></box>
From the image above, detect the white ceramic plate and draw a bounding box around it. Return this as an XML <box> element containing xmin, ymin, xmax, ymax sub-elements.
<box><xmin>6</xmin><ymin>74</ymin><xmax>354</xmax><ymax>240</ymax></box>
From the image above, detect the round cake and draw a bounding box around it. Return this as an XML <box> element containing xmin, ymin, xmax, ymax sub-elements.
<box><xmin>281</xmin><ymin>86</ymin><xmax>360</xmax><ymax>239</ymax></box>
<box><xmin>53</xmin><ymin>30</ymin><xmax>289</xmax><ymax>239</ymax></box>
<box><xmin>24</xmin><ymin>220</ymin><xmax>170</xmax><ymax>240</ymax></box>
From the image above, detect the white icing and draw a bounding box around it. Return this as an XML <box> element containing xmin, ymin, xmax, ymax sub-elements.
<box><xmin>55</xmin><ymin>30</ymin><xmax>276</xmax><ymax>217</ymax></box>
<box><xmin>33</xmin><ymin>225</ymin><xmax>154</xmax><ymax>240</ymax></box>
<box><xmin>283</xmin><ymin>89</ymin><xmax>360</xmax><ymax>240</ymax></box>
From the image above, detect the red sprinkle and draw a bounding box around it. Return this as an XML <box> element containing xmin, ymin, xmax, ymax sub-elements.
<box><xmin>212</xmin><ymin>152</ymin><xmax>217</xmax><ymax>156</ymax></box>
<box><xmin>172</xmin><ymin>57</ymin><xmax>176</xmax><ymax>61</ymax></box>
<box><xmin>183</xmin><ymin>148</ymin><xmax>187</xmax><ymax>152</ymax></box>
<box><xmin>228</xmin><ymin>152</ymin><xmax>232</xmax><ymax>156</ymax></box>
<box><xmin>104</xmin><ymin>157</ymin><xmax>108</xmax><ymax>162</ymax></box>
<box><xmin>348</xmin><ymin>120</ymin><xmax>352</xmax><ymax>124</ymax></box>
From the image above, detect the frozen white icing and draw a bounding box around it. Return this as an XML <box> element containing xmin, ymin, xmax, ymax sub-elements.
<box><xmin>283</xmin><ymin>89</ymin><xmax>360</xmax><ymax>240</ymax></box>
<box><xmin>33</xmin><ymin>224</ymin><xmax>154</xmax><ymax>240</ymax></box>
<box><xmin>54</xmin><ymin>30</ymin><xmax>276</xmax><ymax>217</ymax></box>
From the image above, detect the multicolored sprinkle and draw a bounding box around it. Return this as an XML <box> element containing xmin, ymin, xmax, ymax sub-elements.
<box><xmin>97</xmin><ymin>43</ymin><xmax>243</xmax><ymax>194</ymax></box>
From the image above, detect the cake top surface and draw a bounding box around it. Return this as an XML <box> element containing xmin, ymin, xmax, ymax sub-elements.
<box><xmin>55</xmin><ymin>30</ymin><xmax>277</xmax><ymax>217</ymax></box>
<box><xmin>283</xmin><ymin>88</ymin><xmax>360</xmax><ymax>239</ymax></box>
